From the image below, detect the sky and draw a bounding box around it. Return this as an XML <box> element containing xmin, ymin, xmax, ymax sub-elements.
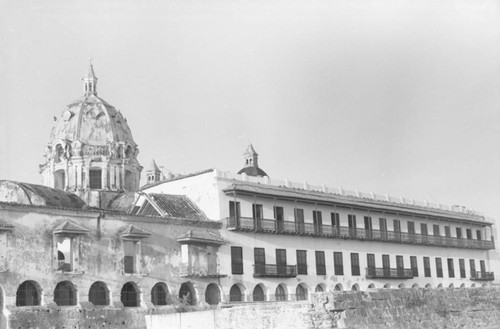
<box><xmin>1</xmin><ymin>0</ymin><xmax>499</xmax><ymax>222</ymax></box>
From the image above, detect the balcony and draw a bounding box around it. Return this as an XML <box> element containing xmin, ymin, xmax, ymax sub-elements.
<box><xmin>226</xmin><ymin>217</ymin><xmax>495</xmax><ymax>250</ymax></box>
<box><xmin>365</xmin><ymin>267</ymin><xmax>414</xmax><ymax>279</ymax></box>
<box><xmin>253</xmin><ymin>264</ymin><xmax>297</xmax><ymax>278</ymax></box>
<box><xmin>470</xmin><ymin>271</ymin><xmax>495</xmax><ymax>281</ymax></box>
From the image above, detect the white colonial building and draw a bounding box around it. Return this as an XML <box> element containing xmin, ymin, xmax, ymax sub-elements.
<box><xmin>142</xmin><ymin>145</ymin><xmax>496</xmax><ymax>302</ymax></box>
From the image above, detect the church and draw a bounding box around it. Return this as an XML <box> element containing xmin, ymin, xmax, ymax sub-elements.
<box><xmin>0</xmin><ymin>63</ymin><xmax>496</xmax><ymax>328</ymax></box>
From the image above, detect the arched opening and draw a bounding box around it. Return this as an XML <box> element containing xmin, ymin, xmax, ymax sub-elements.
<box><xmin>179</xmin><ymin>282</ymin><xmax>196</xmax><ymax>306</ymax></box>
<box><xmin>121</xmin><ymin>282</ymin><xmax>140</xmax><ymax>307</ymax></box>
<box><xmin>471</xmin><ymin>283</ymin><xmax>476</xmax><ymax>288</ymax></box>
<box><xmin>448</xmin><ymin>283</ymin><xmax>454</xmax><ymax>289</ymax></box>
<box><xmin>437</xmin><ymin>283</ymin><xmax>443</xmax><ymax>289</ymax></box>
<box><xmin>125</xmin><ymin>146</ymin><xmax>134</xmax><ymax>159</ymax></box>
<box><xmin>368</xmin><ymin>283</ymin><xmax>376</xmax><ymax>290</ymax></box>
<box><xmin>55</xmin><ymin>144</ymin><xmax>64</xmax><ymax>163</ymax></box>
<box><xmin>334</xmin><ymin>284</ymin><xmax>343</xmax><ymax>292</ymax></box>
<box><xmin>16</xmin><ymin>281</ymin><xmax>41</xmax><ymax>306</ymax></box>
<box><xmin>425</xmin><ymin>283</ymin><xmax>432</xmax><ymax>289</ymax></box>
<box><xmin>351</xmin><ymin>284</ymin><xmax>359</xmax><ymax>291</ymax></box>
<box><xmin>315</xmin><ymin>284</ymin><xmax>325</xmax><ymax>293</ymax></box>
<box><xmin>398</xmin><ymin>283</ymin><xmax>406</xmax><ymax>289</ymax></box>
<box><xmin>54</xmin><ymin>169</ymin><xmax>66</xmax><ymax>190</ymax></box>
<box><xmin>383</xmin><ymin>283</ymin><xmax>391</xmax><ymax>289</ymax></box>
<box><xmin>89</xmin><ymin>168</ymin><xmax>102</xmax><ymax>189</ymax></box>
<box><xmin>460</xmin><ymin>283</ymin><xmax>465</xmax><ymax>289</ymax></box>
<box><xmin>296</xmin><ymin>284</ymin><xmax>307</xmax><ymax>301</ymax></box>
<box><xmin>54</xmin><ymin>281</ymin><xmax>77</xmax><ymax>306</ymax></box>
<box><xmin>252</xmin><ymin>284</ymin><xmax>265</xmax><ymax>302</ymax></box>
<box><xmin>411</xmin><ymin>284</ymin><xmax>419</xmax><ymax>289</ymax></box>
<box><xmin>124</xmin><ymin>170</ymin><xmax>134</xmax><ymax>191</ymax></box>
<box><xmin>275</xmin><ymin>284</ymin><xmax>287</xmax><ymax>301</ymax></box>
<box><xmin>229</xmin><ymin>284</ymin><xmax>243</xmax><ymax>302</ymax></box>
<box><xmin>89</xmin><ymin>282</ymin><xmax>109</xmax><ymax>306</ymax></box>
<box><xmin>205</xmin><ymin>284</ymin><xmax>221</xmax><ymax>305</ymax></box>
<box><xmin>151</xmin><ymin>283</ymin><xmax>169</xmax><ymax>306</ymax></box>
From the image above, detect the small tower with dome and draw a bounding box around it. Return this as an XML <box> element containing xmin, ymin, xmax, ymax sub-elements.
<box><xmin>237</xmin><ymin>144</ymin><xmax>268</xmax><ymax>178</ymax></box>
<box><xmin>39</xmin><ymin>61</ymin><xmax>142</xmax><ymax>208</ymax></box>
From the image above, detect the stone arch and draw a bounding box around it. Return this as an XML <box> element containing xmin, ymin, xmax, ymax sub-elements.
<box><xmin>460</xmin><ymin>283</ymin><xmax>465</xmax><ymax>288</ymax></box>
<box><xmin>367</xmin><ymin>283</ymin><xmax>376</xmax><ymax>290</ymax></box>
<box><xmin>437</xmin><ymin>283</ymin><xmax>443</xmax><ymax>289</ymax></box>
<box><xmin>315</xmin><ymin>283</ymin><xmax>326</xmax><ymax>293</ymax></box>
<box><xmin>54</xmin><ymin>280</ymin><xmax>77</xmax><ymax>306</ymax></box>
<box><xmin>383</xmin><ymin>283</ymin><xmax>391</xmax><ymax>289</ymax></box>
<box><xmin>205</xmin><ymin>283</ymin><xmax>221</xmax><ymax>305</ymax></box>
<box><xmin>296</xmin><ymin>283</ymin><xmax>308</xmax><ymax>301</ymax></box>
<box><xmin>89</xmin><ymin>281</ymin><xmax>110</xmax><ymax>306</ymax></box>
<box><xmin>448</xmin><ymin>283</ymin><xmax>454</xmax><ymax>289</ymax></box>
<box><xmin>351</xmin><ymin>284</ymin><xmax>360</xmax><ymax>291</ymax></box>
<box><xmin>411</xmin><ymin>283</ymin><xmax>419</xmax><ymax>289</ymax></box>
<box><xmin>425</xmin><ymin>283</ymin><xmax>432</xmax><ymax>289</ymax></box>
<box><xmin>151</xmin><ymin>282</ymin><xmax>169</xmax><ymax>306</ymax></box>
<box><xmin>398</xmin><ymin>283</ymin><xmax>406</xmax><ymax>289</ymax></box>
<box><xmin>121</xmin><ymin>282</ymin><xmax>141</xmax><ymax>307</ymax></box>
<box><xmin>179</xmin><ymin>282</ymin><xmax>197</xmax><ymax>306</ymax></box>
<box><xmin>275</xmin><ymin>283</ymin><xmax>287</xmax><ymax>301</ymax></box>
<box><xmin>16</xmin><ymin>280</ymin><xmax>42</xmax><ymax>306</ymax></box>
<box><xmin>334</xmin><ymin>283</ymin><xmax>343</xmax><ymax>292</ymax></box>
<box><xmin>252</xmin><ymin>284</ymin><xmax>266</xmax><ymax>302</ymax></box>
<box><xmin>471</xmin><ymin>283</ymin><xmax>476</xmax><ymax>288</ymax></box>
<box><xmin>54</xmin><ymin>169</ymin><xmax>66</xmax><ymax>190</ymax></box>
<box><xmin>229</xmin><ymin>284</ymin><xmax>245</xmax><ymax>302</ymax></box>
<box><xmin>125</xmin><ymin>145</ymin><xmax>134</xmax><ymax>159</ymax></box>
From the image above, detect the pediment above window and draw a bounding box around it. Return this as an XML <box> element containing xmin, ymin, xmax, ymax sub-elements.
<box><xmin>177</xmin><ymin>229</ymin><xmax>225</xmax><ymax>246</ymax></box>
<box><xmin>53</xmin><ymin>220</ymin><xmax>89</xmax><ymax>235</ymax></box>
<box><xmin>120</xmin><ymin>224</ymin><xmax>152</xmax><ymax>239</ymax></box>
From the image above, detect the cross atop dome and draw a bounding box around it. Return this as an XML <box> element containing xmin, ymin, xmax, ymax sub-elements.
<box><xmin>83</xmin><ymin>59</ymin><xmax>98</xmax><ymax>96</ymax></box>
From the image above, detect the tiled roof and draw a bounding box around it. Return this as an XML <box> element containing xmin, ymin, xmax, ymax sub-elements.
<box><xmin>149</xmin><ymin>194</ymin><xmax>209</xmax><ymax>221</ymax></box>
<box><xmin>140</xmin><ymin>168</ymin><xmax>214</xmax><ymax>190</ymax></box>
<box><xmin>120</xmin><ymin>224</ymin><xmax>151</xmax><ymax>238</ymax></box>
<box><xmin>107</xmin><ymin>192</ymin><xmax>137</xmax><ymax>213</ymax></box>
<box><xmin>177</xmin><ymin>229</ymin><xmax>225</xmax><ymax>245</ymax></box>
<box><xmin>223</xmin><ymin>183</ymin><xmax>490</xmax><ymax>225</ymax></box>
<box><xmin>0</xmin><ymin>180</ymin><xmax>86</xmax><ymax>209</ymax></box>
<box><xmin>0</xmin><ymin>219</ymin><xmax>14</xmax><ymax>230</ymax></box>
<box><xmin>53</xmin><ymin>220</ymin><xmax>89</xmax><ymax>234</ymax></box>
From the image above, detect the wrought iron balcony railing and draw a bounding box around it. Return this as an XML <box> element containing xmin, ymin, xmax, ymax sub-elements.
<box><xmin>226</xmin><ymin>217</ymin><xmax>495</xmax><ymax>250</ymax></box>
<box><xmin>253</xmin><ymin>264</ymin><xmax>297</xmax><ymax>278</ymax></box>
<box><xmin>365</xmin><ymin>267</ymin><xmax>414</xmax><ymax>279</ymax></box>
<box><xmin>470</xmin><ymin>271</ymin><xmax>495</xmax><ymax>281</ymax></box>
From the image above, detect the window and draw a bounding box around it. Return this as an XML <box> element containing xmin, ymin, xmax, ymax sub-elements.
<box><xmin>379</xmin><ymin>218</ymin><xmax>388</xmax><ymax>239</ymax></box>
<box><xmin>151</xmin><ymin>283</ymin><xmax>168</xmax><ymax>306</ymax></box>
<box><xmin>54</xmin><ymin>281</ymin><xmax>76</xmax><ymax>306</ymax></box>
<box><xmin>231</xmin><ymin>246</ymin><xmax>243</xmax><ymax>274</ymax></box>
<box><xmin>297</xmin><ymin>250</ymin><xmax>307</xmax><ymax>275</ymax></box>
<box><xmin>456</xmin><ymin>228</ymin><xmax>462</xmax><ymax>239</ymax></box>
<box><xmin>470</xmin><ymin>259</ymin><xmax>476</xmax><ymax>277</ymax></box>
<box><xmin>480</xmin><ymin>260</ymin><xmax>486</xmax><ymax>274</ymax></box>
<box><xmin>433</xmin><ymin>224</ymin><xmax>440</xmax><ymax>236</ymax></box>
<box><xmin>331</xmin><ymin>212</ymin><xmax>340</xmax><ymax>231</ymax></box>
<box><xmin>466</xmin><ymin>229</ymin><xmax>472</xmax><ymax>240</ymax></box>
<box><xmin>230</xmin><ymin>285</ymin><xmax>242</xmax><ymax>302</ymax></box>
<box><xmin>348</xmin><ymin>214</ymin><xmax>357</xmax><ymax>237</ymax></box>
<box><xmin>459</xmin><ymin>259</ymin><xmax>466</xmax><ymax>278</ymax></box>
<box><xmin>253</xmin><ymin>204</ymin><xmax>263</xmax><ymax>229</ymax></box>
<box><xmin>315</xmin><ymin>251</ymin><xmax>326</xmax><ymax>275</ymax></box>
<box><xmin>296</xmin><ymin>285</ymin><xmax>307</xmax><ymax>301</ymax></box>
<box><xmin>121</xmin><ymin>282</ymin><xmax>140</xmax><ymax>307</ymax></box>
<box><xmin>364</xmin><ymin>216</ymin><xmax>373</xmax><ymax>238</ymax></box>
<box><xmin>351</xmin><ymin>253</ymin><xmax>360</xmax><ymax>276</ymax></box>
<box><xmin>410</xmin><ymin>256</ymin><xmax>418</xmax><ymax>277</ymax></box>
<box><xmin>447</xmin><ymin>258</ymin><xmax>455</xmax><ymax>278</ymax></box>
<box><xmin>334</xmin><ymin>252</ymin><xmax>343</xmax><ymax>275</ymax></box>
<box><xmin>407</xmin><ymin>221</ymin><xmax>415</xmax><ymax>234</ymax></box>
<box><xmin>179</xmin><ymin>282</ymin><xmax>196</xmax><ymax>305</ymax></box>
<box><xmin>53</xmin><ymin>221</ymin><xmax>88</xmax><ymax>273</ymax></box>
<box><xmin>275</xmin><ymin>285</ymin><xmax>286</xmax><ymax>301</ymax></box>
<box><xmin>57</xmin><ymin>237</ymin><xmax>73</xmax><ymax>272</ymax></box>
<box><xmin>367</xmin><ymin>254</ymin><xmax>375</xmax><ymax>277</ymax></box>
<box><xmin>254</xmin><ymin>248</ymin><xmax>266</xmax><ymax>274</ymax></box>
<box><xmin>274</xmin><ymin>206</ymin><xmax>284</xmax><ymax>231</ymax></box>
<box><xmin>229</xmin><ymin>201</ymin><xmax>241</xmax><ymax>219</ymax></box>
<box><xmin>420</xmin><ymin>223</ymin><xmax>428</xmax><ymax>237</ymax></box>
<box><xmin>205</xmin><ymin>284</ymin><xmax>221</xmax><ymax>305</ymax></box>
<box><xmin>89</xmin><ymin>169</ymin><xmax>102</xmax><ymax>189</ymax></box>
<box><xmin>123</xmin><ymin>240</ymin><xmax>138</xmax><ymax>274</ymax></box>
<box><xmin>382</xmin><ymin>254</ymin><xmax>390</xmax><ymax>277</ymax></box>
<box><xmin>423</xmin><ymin>257</ymin><xmax>431</xmax><ymax>277</ymax></box>
<box><xmin>444</xmin><ymin>226</ymin><xmax>451</xmax><ymax>238</ymax></box>
<box><xmin>294</xmin><ymin>208</ymin><xmax>305</xmax><ymax>233</ymax></box>
<box><xmin>313</xmin><ymin>210</ymin><xmax>323</xmax><ymax>234</ymax></box>
<box><xmin>253</xmin><ymin>285</ymin><xmax>265</xmax><ymax>302</ymax></box>
<box><xmin>436</xmin><ymin>258</ymin><xmax>443</xmax><ymax>278</ymax></box>
<box><xmin>89</xmin><ymin>281</ymin><xmax>109</xmax><ymax>306</ymax></box>
<box><xmin>16</xmin><ymin>281</ymin><xmax>40</xmax><ymax>306</ymax></box>
<box><xmin>476</xmin><ymin>230</ymin><xmax>482</xmax><ymax>241</ymax></box>
<box><xmin>54</xmin><ymin>169</ymin><xmax>66</xmax><ymax>190</ymax></box>
<box><xmin>396</xmin><ymin>255</ymin><xmax>404</xmax><ymax>277</ymax></box>
<box><xmin>393</xmin><ymin>220</ymin><xmax>401</xmax><ymax>239</ymax></box>
<box><xmin>276</xmin><ymin>249</ymin><xmax>287</xmax><ymax>275</ymax></box>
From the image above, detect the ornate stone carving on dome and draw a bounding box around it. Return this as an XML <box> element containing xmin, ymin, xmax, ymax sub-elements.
<box><xmin>53</xmin><ymin>141</ymin><xmax>72</xmax><ymax>163</ymax></box>
<box><xmin>82</xmin><ymin>145</ymin><xmax>108</xmax><ymax>157</ymax></box>
<box><xmin>72</xmin><ymin>141</ymin><xmax>83</xmax><ymax>157</ymax></box>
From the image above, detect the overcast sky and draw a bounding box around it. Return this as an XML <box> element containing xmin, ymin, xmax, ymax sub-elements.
<box><xmin>1</xmin><ymin>0</ymin><xmax>499</xmax><ymax>221</ymax></box>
